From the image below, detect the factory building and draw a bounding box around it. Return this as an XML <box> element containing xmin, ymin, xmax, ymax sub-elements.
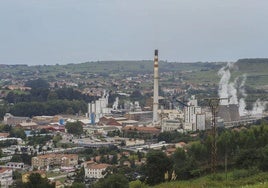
<box><xmin>184</xmin><ymin>96</ymin><xmax>206</xmax><ymax>131</ymax></box>
<box><xmin>218</xmin><ymin>103</ymin><xmax>240</xmax><ymax>122</ymax></box>
<box><xmin>196</xmin><ymin>114</ymin><xmax>206</xmax><ymax>130</ymax></box>
<box><xmin>88</xmin><ymin>90</ymin><xmax>112</xmax><ymax>124</ymax></box>
<box><xmin>161</xmin><ymin>119</ymin><xmax>182</xmax><ymax>132</ymax></box>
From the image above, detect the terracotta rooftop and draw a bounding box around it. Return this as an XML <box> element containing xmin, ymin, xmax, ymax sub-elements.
<box><xmin>122</xmin><ymin>126</ymin><xmax>160</xmax><ymax>132</ymax></box>
<box><xmin>34</xmin><ymin>154</ymin><xmax>78</xmax><ymax>159</ymax></box>
<box><xmin>0</xmin><ymin>132</ymin><xmax>10</xmax><ymax>138</ymax></box>
<box><xmin>0</xmin><ymin>168</ymin><xmax>11</xmax><ymax>173</ymax></box>
<box><xmin>87</xmin><ymin>163</ymin><xmax>110</xmax><ymax>169</ymax></box>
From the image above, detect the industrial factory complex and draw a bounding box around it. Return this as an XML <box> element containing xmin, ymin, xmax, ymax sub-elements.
<box><xmin>2</xmin><ymin>50</ymin><xmax>266</xmax><ymax>135</ymax></box>
<box><xmin>0</xmin><ymin>50</ymin><xmax>267</xmax><ymax>187</ymax></box>
<box><xmin>82</xmin><ymin>50</ymin><xmax>267</xmax><ymax>133</ymax></box>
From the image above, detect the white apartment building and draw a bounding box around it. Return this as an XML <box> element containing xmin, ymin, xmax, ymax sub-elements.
<box><xmin>184</xmin><ymin>96</ymin><xmax>206</xmax><ymax>131</ymax></box>
<box><xmin>84</xmin><ymin>163</ymin><xmax>109</xmax><ymax>179</ymax></box>
<box><xmin>0</xmin><ymin>168</ymin><xmax>13</xmax><ymax>188</ymax></box>
<box><xmin>196</xmin><ymin>114</ymin><xmax>206</xmax><ymax>131</ymax></box>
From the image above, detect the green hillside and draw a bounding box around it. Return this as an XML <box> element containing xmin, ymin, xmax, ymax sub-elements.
<box><xmin>0</xmin><ymin>59</ymin><xmax>268</xmax><ymax>89</ymax></box>
<box><xmin>152</xmin><ymin>171</ymin><xmax>268</xmax><ymax>188</ymax></box>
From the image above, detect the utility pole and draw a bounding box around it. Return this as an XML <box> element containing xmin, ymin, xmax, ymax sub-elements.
<box><xmin>209</xmin><ymin>98</ymin><xmax>220</xmax><ymax>174</ymax></box>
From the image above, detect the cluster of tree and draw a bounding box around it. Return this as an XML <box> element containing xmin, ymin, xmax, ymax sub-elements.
<box><xmin>2</xmin><ymin>78</ymin><xmax>98</xmax><ymax>117</ymax></box>
<box><xmin>6</xmin><ymin>86</ymin><xmax>96</xmax><ymax>104</ymax></box>
<box><xmin>0</xmin><ymin>124</ymin><xmax>26</xmax><ymax>139</ymax></box>
<box><xmin>78</xmin><ymin>146</ymin><xmax>120</xmax><ymax>163</ymax></box>
<box><xmin>158</xmin><ymin>131</ymin><xmax>198</xmax><ymax>143</ymax></box>
<box><xmin>107</xmin><ymin>130</ymin><xmax>122</xmax><ymax>137</ymax></box>
<box><xmin>0</xmin><ymin>105</ymin><xmax>8</xmax><ymax>120</ymax></box>
<box><xmin>28</xmin><ymin>134</ymin><xmax>53</xmax><ymax>146</ymax></box>
<box><xmin>129</xmin><ymin>90</ymin><xmax>151</xmax><ymax>107</ymax></box>
<box><xmin>0</xmin><ymin>124</ymin><xmax>12</xmax><ymax>132</ymax></box>
<box><xmin>25</xmin><ymin>78</ymin><xmax>50</xmax><ymax>89</ymax></box>
<box><xmin>9</xmin><ymin>100</ymin><xmax>87</xmax><ymax>117</ymax></box>
<box><xmin>98</xmin><ymin>152</ymin><xmax>118</xmax><ymax>165</ymax></box>
<box><xmin>20</xmin><ymin>173</ymin><xmax>54</xmax><ymax>188</ymax></box>
<box><xmin>93</xmin><ymin>174</ymin><xmax>129</xmax><ymax>188</ymax></box>
<box><xmin>0</xmin><ymin>139</ymin><xmax>17</xmax><ymax>147</ymax></box>
<box><xmin>65</xmin><ymin>121</ymin><xmax>84</xmax><ymax>136</ymax></box>
<box><xmin>145</xmin><ymin>150</ymin><xmax>172</xmax><ymax>185</ymax></box>
<box><xmin>143</xmin><ymin>121</ymin><xmax>268</xmax><ymax>185</ymax></box>
<box><xmin>10</xmin><ymin>153</ymin><xmax>33</xmax><ymax>165</ymax></box>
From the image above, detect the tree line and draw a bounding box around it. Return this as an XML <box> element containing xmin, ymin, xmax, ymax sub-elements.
<box><xmin>1</xmin><ymin>79</ymin><xmax>98</xmax><ymax>118</ymax></box>
<box><xmin>145</xmin><ymin>120</ymin><xmax>268</xmax><ymax>185</ymax></box>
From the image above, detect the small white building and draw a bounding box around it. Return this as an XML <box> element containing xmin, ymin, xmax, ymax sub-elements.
<box><xmin>84</xmin><ymin>163</ymin><xmax>109</xmax><ymax>179</ymax></box>
<box><xmin>125</xmin><ymin>139</ymin><xmax>145</xmax><ymax>146</ymax></box>
<box><xmin>0</xmin><ymin>168</ymin><xmax>13</xmax><ymax>188</ymax></box>
<box><xmin>6</xmin><ymin>162</ymin><xmax>25</xmax><ymax>169</ymax></box>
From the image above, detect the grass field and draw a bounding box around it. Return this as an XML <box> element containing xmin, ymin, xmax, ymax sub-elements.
<box><xmin>129</xmin><ymin>170</ymin><xmax>268</xmax><ymax>188</ymax></box>
<box><xmin>152</xmin><ymin>171</ymin><xmax>268</xmax><ymax>188</ymax></box>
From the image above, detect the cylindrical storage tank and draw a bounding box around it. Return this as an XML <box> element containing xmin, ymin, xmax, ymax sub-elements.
<box><xmin>59</xmin><ymin>119</ymin><xmax>65</xmax><ymax>125</ymax></box>
<box><xmin>90</xmin><ymin>113</ymin><xmax>95</xmax><ymax>125</ymax></box>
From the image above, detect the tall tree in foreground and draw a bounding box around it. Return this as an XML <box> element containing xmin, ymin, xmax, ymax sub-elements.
<box><xmin>145</xmin><ymin>150</ymin><xmax>172</xmax><ymax>185</ymax></box>
<box><xmin>93</xmin><ymin>174</ymin><xmax>129</xmax><ymax>188</ymax></box>
<box><xmin>23</xmin><ymin>173</ymin><xmax>54</xmax><ymax>188</ymax></box>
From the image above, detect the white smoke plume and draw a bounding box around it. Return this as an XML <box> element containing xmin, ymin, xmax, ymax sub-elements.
<box><xmin>239</xmin><ymin>98</ymin><xmax>248</xmax><ymax>116</ymax></box>
<box><xmin>218</xmin><ymin>62</ymin><xmax>237</xmax><ymax>105</ymax></box>
<box><xmin>228</xmin><ymin>78</ymin><xmax>238</xmax><ymax>105</ymax></box>
<box><xmin>238</xmin><ymin>74</ymin><xmax>248</xmax><ymax>116</ymax></box>
<box><xmin>112</xmin><ymin>97</ymin><xmax>119</xmax><ymax>110</ymax></box>
<box><xmin>251</xmin><ymin>99</ymin><xmax>268</xmax><ymax>116</ymax></box>
<box><xmin>218</xmin><ymin>64</ymin><xmax>267</xmax><ymax>117</ymax></box>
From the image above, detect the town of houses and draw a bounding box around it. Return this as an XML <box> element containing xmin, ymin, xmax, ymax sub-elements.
<box><xmin>0</xmin><ymin>63</ymin><xmax>265</xmax><ymax>187</ymax></box>
<box><xmin>0</xmin><ymin>90</ymin><xmax>209</xmax><ymax>187</ymax></box>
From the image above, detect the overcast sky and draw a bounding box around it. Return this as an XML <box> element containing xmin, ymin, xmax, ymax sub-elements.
<box><xmin>1</xmin><ymin>0</ymin><xmax>268</xmax><ymax>65</ymax></box>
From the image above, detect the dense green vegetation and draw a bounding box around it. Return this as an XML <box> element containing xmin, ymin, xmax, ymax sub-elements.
<box><xmin>139</xmin><ymin>120</ymin><xmax>268</xmax><ymax>186</ymax></box>
<box><xmin>145</xmin><ymin>150</ymin><xmax>172</xmax><ymax>185</ymax></box>
<box><xmin>0</xmin><ymin>61</ymin><xmax>224</xmax><ymax>79</ymax></box>
<box><xmin>152</xmin><ymin>171</ymin><xmax>268</xmax><ymax>188</ymax></box>
<box><xmin>65</xmin><ymin>121</ymin><xmax>83</xmax><ymax>136</ymax></box>
<box><xmin>93</xmin><ymin>174</ymin><xmax>129</xmax><ymax>188</ymax></box>
<box><xmin>89</xmin><ymin>121</ymin><xmax>268</xmax><ymax>188</ymax></box>
<box><xmin>22</xmin><ymin>173</ymin><xmax>54</xmax><ymax>188</ymax></box>
<box><xmin>9</xmin><ymin>99</ymin><xmax>87</xmax><ymax>117</ymax></box>
<box><xmin>2</xmin><ymin>83</ymin><xmax>95</xmax><ymax>117</ymax></box>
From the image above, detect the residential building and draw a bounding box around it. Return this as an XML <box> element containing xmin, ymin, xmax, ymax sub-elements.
<box><xmin>6</xmin><ymin>162</ymin><xmax>25</xmax><ymax>169</ymax></box>
<box><xmin>122</xmin><ymin>125</ymin><xmax>161</xmax><ymax>138</ymax></box>
<box><xmin>17</xmin><ymin>122</ymin><xmax>38</xmax><ymax>130</ymax></box>
<box><xmin>3</xmin><ymin>113</ymin><xmax>30</xmax><ymax>126</ymax></box>
<box><xmin>184</xmin><ymin>96</ymin><xmax>206</xmax><ymax>131</ymax></box>
<box><xmin>125</xmin><ymin>139</ymin><xmax>145</xmax><ymax>146</ymax></box>
<box><xmin>31</xmin><ymin>154</ymin><xmax>78</xmax><ymax>169</ymax></box>
<box><xmin>0</xmin><ymin>168</ymin><xmax>13</xmax><ymax>188</ymax></box>
<box><xmin>0</xmin><ymin>133</ymin><xmax>9</xmax><ymax>138</ymax></box>
<box><xmin>84</xmin><ymin>163</ymin><xmax>109</xmax><ymax>179</ymax></box>
<box><xmin>196</xmin><ymin>114</ymin><xmax>206</xmax><ymax>130</ymax></box>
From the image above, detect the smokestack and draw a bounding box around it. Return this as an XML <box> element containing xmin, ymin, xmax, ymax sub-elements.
<box><xmin>153</xmin><ymin>49</ymin><xmax>159</xmax><ymax>124</ymax></box>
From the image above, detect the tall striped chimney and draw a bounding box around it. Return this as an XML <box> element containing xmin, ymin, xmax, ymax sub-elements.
<box><xmin>153</xmin><ymin>49</ymin><xmax>159</xmax><ymax>124</ymax></box>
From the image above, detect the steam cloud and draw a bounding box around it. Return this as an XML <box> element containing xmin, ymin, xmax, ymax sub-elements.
<box><xmin>218</xmin><ymin>63</ymin><xmax>267</xmax><ymax>116</ymax></box>
<box><xmin>112</xmin><ymin>97</ymin><xmax>119</xmax><ymax>110</ymax></box>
